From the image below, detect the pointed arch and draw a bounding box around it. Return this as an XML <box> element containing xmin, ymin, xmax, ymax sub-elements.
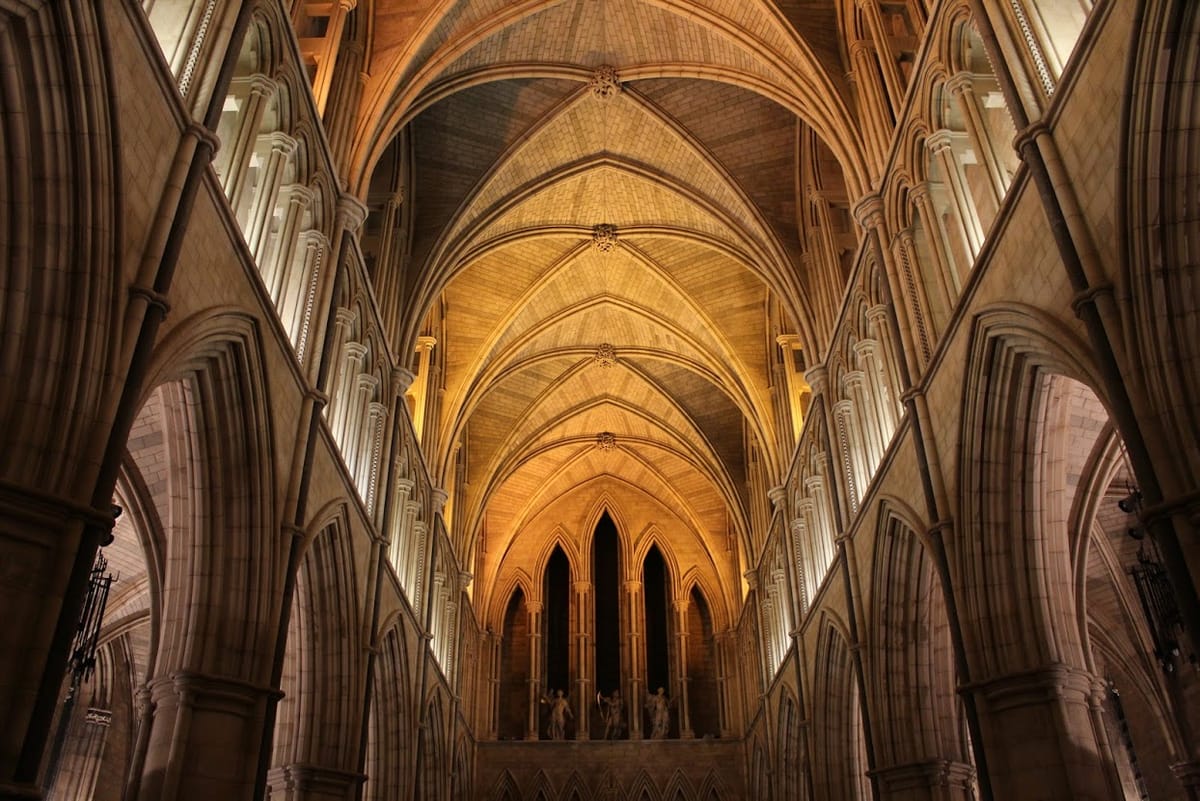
<box><xmin>810</xmin><ymin>617</ymin><xmax>869</xmax><ymax>801</ymax></box>
<box><xmin>627</xmin><ymin>769</ymin><xmax>662</xmax><ymax>801</ymax></box>
<box><xmin>272</xmin><ymin>511</ymin><xmax>365</xmax><ymax>772</ymax></box>
<box><xmin>364</xmin><ymin>613</ymin><xmax>413</xmax><ymax>801</ymax></box>
<box><xmin>957</xmin><ymin>306</ymin><xmax>1101</xmax><ymax>678</ymax></box>
<box><xmin>866</xmin><ymin>505</ymin><xmax>966</xmax><ymax>779</ymax></box>
<box><xmin>489</xmin><ymin>769</ymin><xmax>523</xmax><ymax>801</ymax></box>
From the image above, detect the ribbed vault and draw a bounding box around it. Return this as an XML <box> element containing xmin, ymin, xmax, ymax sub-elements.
<box><xmin>351</xmin><ymin>0</ymin><xmax>863</xmax><ymax>621</ymax></box>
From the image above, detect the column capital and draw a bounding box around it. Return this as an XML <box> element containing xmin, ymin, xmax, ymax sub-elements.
<box><xmin>849</xmin><ymin>38</ymin><xmax>875</xmax><ymax>57</ymax></box>
<box><xmin>945</xmin><ymin>71</ymin><xmax>978</xmax><ymax>96</ymax></box>
<box><xmin>282</xmin><ymin>182</ymin><xmax>315</xmax><ymax>208</ymax></box>
<box><xmin>393</xmin><ymin>367</ymin><xmax>416</xmax><ymax>394</ymax></box>
<box><xmin>415</xmin><ymin>335</ymin><xmax>438</xmax><ymax>353</ymax></box>
<box><xmin>852</xmin><ymin>192</ymin><xmax>885</xmax><ymax>230</ymax></box>
<box><xmin>962</xmin><ymin>663</ymin><xmax>1098</xmax><ymax>711</ymax></box>
<box><xmin>926</xmin><ymin>128</ymin><xmax>959</xmax><ymax>154</ymax></box>
<box><xmin>234</xmin><ymin>72</ymin><xmax>276</xmax><ymax>98</ymax></box>
<box><xmin>743</xmin><ymin>569</ymin><xmax>759</xmax><ymax>590</ymax></box>
<box><xmin>767</xmin><ymin>485</ymin><xmax>788</xmax><ymax>507</ymax></box>
<box><xmin>803</xmin><ymin>365</ymin><xmax>828</xmax><ymax>394</ymax></box>
<box><xmin>907</xmin><ymin>180</ymin><xmax>933</xmax><ymax>204</ymax></box>
<box><xmin>262</xmin><ymin>130</ymin><xmax>298</xmax><ymax>156</ymax></box>
<box><xmin>266</xmin><ymin>764</ymin><xmax>366</xmax><ymax>795</ymax></box>
<box><xmin>1171</xmin><ymin>761</ymin><xmax>1200</xmax><ymax>789</ymax></box>
<box><xmin>776</xmin><ymin>332</ymin><xmax>801</xmax><ymax>350</ymax></box>
<box><xmin>870</xmin><ymin>760</ymin><xmax>975</xmax><ymax>792</ymax></box>
<box><xmin>337</xmin><ymin>192</ymin><xmax>369</xmax><ymax>231</ymax></box>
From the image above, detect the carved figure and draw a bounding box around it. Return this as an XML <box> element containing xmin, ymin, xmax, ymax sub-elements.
<box><xmin>540</xmin><ymin>689</ymin><xmax>572</xmax><ymax>740</ymax></box>
<box><xmin>645</xmin><ymin>686</ymin><xmax>675</xmax><ymax>739</ymax></box>
<box><xmin>597</xmin><ymin>689</ymin><xmax>625</xmax><ymax>739</ymax></box>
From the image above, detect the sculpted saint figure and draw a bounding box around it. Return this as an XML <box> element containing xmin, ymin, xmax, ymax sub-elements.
<box><xmin>645</xmin><ymin>686</ymin><xmax>672</xmax><ymax>739</ymax></box>
<box><xmin>597</xmin><ymin>689</ymin><xmax>625</xmax><ymax>739</ymax></box>
<box><xmin>540</xmin><ymin>689</ymin><xmax>572</xmax><ymax>740</ymax></box>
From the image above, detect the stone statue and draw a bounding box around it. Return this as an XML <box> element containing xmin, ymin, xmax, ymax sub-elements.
<box><xmin>540</xmin><ymin>689</ymin><xmax>572</xmax><ymax>740</ymax></box>
<box><xmin>596</xmin><ymin>689</ymin><xmax>625</xmax><ymax>739</ymax></box>
<box><xmin>645</xmin><ymin>686</ymin><xmax>673</xmax><ymax>739</ymax></box>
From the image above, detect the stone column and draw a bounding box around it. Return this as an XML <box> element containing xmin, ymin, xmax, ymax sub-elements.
<box><xmin>410</xmin><ymin>336</ymin><xmax>437</xmax><ymax>442</ymax></box>
<box><xmin>776</xmin><ymin>334</ymin><xmax>807</xmax><ymax>442</ymax></box>
<box><xmin>891</xmin><ymin>224</ymin><xmax>942</xmax><ymax>354</ymax></box>
<box><xmin>525</xmin><ymin>600</ymin><xmax>543</xmax><ymax>740</ymax></box>
<box><xmin>322</xmin><ymin>308</ymin><xmax>355</xmax><ymax>423</ymax></box>
<box><xmin>870</xmin><ymin>760</ymin><xmax>975</xmax><ymax>801</ymax></box>
<box><xmin>857</xmin><ymin>0</ymin><xmax>905</xmax><ymax>109</ymax></box>
<box><xmin>360</xmin><ymin>400</ymin><xmax>387</xmax><ymax>514</ymax></box>
<box><xmin>1171</xmin><ymin>760</ymin><xmax>1200</xmax><ymax>801</ymax></box>
<box><xmin>673</xmin><ymin>598</ymin><xmax>693</xmax><ymax>738</ymax></box>
<box><xmin>573</xmin><ymin>580</ymin><xmax>592</xmax><ymax>739</ymax></box>
<box><xmin>136</xmin><ymin>673</ymin><xmax>279</xmax><ymax>801</ymax></box>
<box><xmin>331</xmin><ymin>341</ymin><xmax>366</xmax><ymax>446</ymax></box>
<box><xmin>966</xmin><ymin>665</ymin><xmax>1122</xmax><ymax>800</ymax></box>
<box><xmin>907</xmin><ymin>181</ymin><xmax>959</xmax><ymax>309</ymax></box>
<box><xmin>372</xmin><ymin>191</ymin><xmax>405</xmax><ymax>337</ymax></box>
<box><xmin>290</xmin><ymin>230</ymin><xmax>329</xmax><ymax>361</ymax></box>
<box><xmin>714</xmin><ymin>630</ymin><xmax>736</xmax><ymax>737</ymax></box>
<box><xmin>847</xmin><ymin>38</ymin><xmax>893</xmax><ymax>168</ymax></box>
<box><xmin>927</xmin><ymin>130</ymin><xmax>983</xmax><ymax>260</ymax></box>
<box><xmin>487</xmin><ymin>631</ymin><xmax>501</xmax><ymax>740</ymax></box>
<box><xmin>624</xmin><ymin>580</ymin><xmax>644</xmax><ymax>739</ymax></box>
<box><xmin>219</xmin><ymin>74</ymin><xmax>274</xmax><ymax>206</ymax></box>
<box><xmin>265</xmin><ymin>764</ymin><xmax>365</xmax><ymax>801</ymax></box>
<box><xmin>853</xmin><ymin>196</ymin><xmax>921</xmax><ymax>387</ymax></box>
<box><xmin>947</xmin><ymin>73</ymin><xmax>1008</xmax><ymax>206</ymax></box>
<box><xmin>864</xmin><ymin>306</ymin><xmax>904</xmax><ymax>428</ymax></box>
<box><xmin>241</xmin><ymin>132</ymin><xmax>297</xmax><ymax>262</ymax></box>
<box><xmin>264</xmin><ymin>183</ymin><xmax>315</xmax><ymax>307</ymax></box>
<box><xmin>310</xmin><ymin>0</ymin><xmax>358</xmax><ymax>115</ymax></box>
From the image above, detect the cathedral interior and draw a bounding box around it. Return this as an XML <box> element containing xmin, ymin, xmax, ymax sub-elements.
<box><xmin>2</xmin><ymin>0</ymin><xmax>1199</xmax><ymax>799</ymax></box>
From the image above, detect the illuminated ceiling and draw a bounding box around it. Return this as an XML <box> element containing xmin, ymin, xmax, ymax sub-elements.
<box><xmin>343</xmin><ymin>0</ymin><xmax>866</xmax><ymax>614</ymax></box>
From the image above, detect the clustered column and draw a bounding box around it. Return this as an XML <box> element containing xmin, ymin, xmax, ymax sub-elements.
<box><xmin>573</xmin><ymin>580</ymin><xmax>592</xmax><ymax>739</ymax></box>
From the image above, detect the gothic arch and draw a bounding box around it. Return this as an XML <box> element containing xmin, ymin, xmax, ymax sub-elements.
<box><xmin>774</xmin><ymin>691</ymin><xmax>802</xmax><ymax>801</ymax></box>
<box><xmin>864</xmin><ymin>507</ymin><xmax>967</xmax><ymax>779</ymax></box>
<box><xmin>272</xmin><ymin>512</ymin><xmax>365</xmax><ymax>774</ymax></box>
<box><xmin>810</xmin><ymin>617</ymin><xmax>869</xmax><ymax>801</ymax></box>
<box><xmin>627</xmin><ymin>770</ymin><xmax>662</xmax><ymax>801</ymax></box>
<box><xmin>141</xmin><ymin>319</ymin><xmax>279</xmax><ymax>683</ymax></box>
<box><xmin>0</xmin><ymin>0</ymin><xmax>119</xmax><ymax>496</ymax></box>
<box><xmin>365</xmin><ymin>615</ymin><xmax>414</xmax><ymax>801</ymax></box>
<box><xmin>956</xmin><ymin>307</ymin><xmax>1102</xmax><ymax>677</ymax></box>
<box><xmin>489</xmin><ymin>769</ymin><xmax>523</xmax><ymax>801</ymax></box>
<box><xmin>560</xmin><ymin>771</ymin><xmax>591</xmax><ymax>801</ymax></box>
<box><xmin>1121</xmin><ymin>0</ymin><xmax>1200</xmax><ymax>489</ymax></box>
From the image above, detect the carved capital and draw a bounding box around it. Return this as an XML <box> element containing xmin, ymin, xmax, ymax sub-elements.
<box><xmin>852</xmin><ymin>193</ymin><xmax>885</xmax><ymax>230</ymax></box>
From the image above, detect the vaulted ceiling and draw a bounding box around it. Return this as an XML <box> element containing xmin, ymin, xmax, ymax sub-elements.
<box><xmin>344</xmin><ymin>0</ymin><xmax>869</xmax><ymax>610</ymax></box>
